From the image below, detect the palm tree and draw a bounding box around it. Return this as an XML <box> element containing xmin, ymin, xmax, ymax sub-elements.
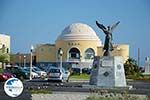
<box><xmin>124</xmin><ymin>58</ymin><xmax>139</xmax><ymax>75</ymax></box>
<box><xmin>0</xmin><ymin>54</ymin><xmax>8</xmax><ymax>63</ymax></box>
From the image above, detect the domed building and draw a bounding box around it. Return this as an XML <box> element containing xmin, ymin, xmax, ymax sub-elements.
<box><xmin>35</xmin><ymin>23</ymin><xmax>129</xmax><ymax>69</ymax></box>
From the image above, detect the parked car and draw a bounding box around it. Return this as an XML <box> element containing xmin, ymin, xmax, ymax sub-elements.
<box><xmin>0</xmin><ymin>72</ymin><xmax>14</xmax><ymax>82</ymax></box>
<box><xmin>32</xmin><ymin>66</ymin><xmax>47</xmax><ymax>77</ymax></box>
<box><xmin>5</xmin><ymin>67</ymin><xmax>29</xmax><ymax>80</ymax></box>
<box><xmin>71</xmin><ymin>68</ymin><xmax>81</xmax><ymax>75</ymax></box>
<box><xmin>43</xmin><ymin>66</ymin><xmax>56</xmax><ymax>73</ymax></box>
<box><xmin>82</xmin><ymin>68</ymin><xmax>91</xmax><ymax>74</ymax></box>
<box><xmin>47</xmin><ymin>67</ymin><xmax>70</xmax><ymax>82</ymax></box>
<box><xmin>23</xmin><ymin>67</ymin><xmax>40</xmax><ymax>78</ymax></box>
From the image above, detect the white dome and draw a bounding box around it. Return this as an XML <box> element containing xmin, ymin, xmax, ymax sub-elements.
<box><xmin>56</xmin><ymin>23</ymin><xmax>102</xmax><ymax>42</ymax></box>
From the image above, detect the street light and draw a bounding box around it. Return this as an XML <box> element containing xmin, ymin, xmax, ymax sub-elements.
<box><xmin>30</xmin><ymin>45</ymin><xmax>34</xmax><ymax>80</ymax></box>
<box><xmin>19</xmin><ymin>55</ymin><xmax>21</xmax><ymax>67</ymax></box>
<box><xmin>58</xmin><ymin>48</ymin><xmax>63</xmax><ymax>70</ymax></box>
<box><xmin>24</xmin><ymin>55</ymin><xmax>26</xmax><ymax>68</ymax></box>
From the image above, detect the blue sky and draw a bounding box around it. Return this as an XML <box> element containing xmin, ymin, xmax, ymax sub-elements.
<box><xmin>0</xmin><ymin>0</ymin><xmax>150</xmax><ymax>65</ymax></box>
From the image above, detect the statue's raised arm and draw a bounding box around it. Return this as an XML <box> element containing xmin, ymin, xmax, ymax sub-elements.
<box><xmin>110</xmin><ymin>21</ymin><xmax>120</xmax><ymax>33</ymax></box>
<box><xmin>96</xmin><ymin>21</ymin><xmax>107</xmax><ymax>32</ymax></box>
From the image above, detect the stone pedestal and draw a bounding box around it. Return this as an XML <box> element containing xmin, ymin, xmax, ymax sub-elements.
<box><xmin>90</xmin><ymin>56</ymin><xmax>126</xmax><ymax>87</ymax></box>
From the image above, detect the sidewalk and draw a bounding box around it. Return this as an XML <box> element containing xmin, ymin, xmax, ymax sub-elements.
<box><xmin>32</xmin><ymin>92</ymin><xmax>148</xmax><ymax>100</ymax></box>
<box><xmin>69</xmin><ymin>79</ymin><xmax>89</xmax><ymax>83</ymax></box>
<box><xmin>32</xmin><ymin>92</ymin><xmax>90</xmax><ymax>100</ymax></box>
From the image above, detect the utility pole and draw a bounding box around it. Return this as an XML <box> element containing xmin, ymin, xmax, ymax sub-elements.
<box><xmin>138</xmin><ymin>48</ymin><xmax>140</xmax><ymax>67</ymax></box>
<box><xmin>30</xmin><ymin>45</ymin><xmax>34</xmax><ymax>80</ymax></box>
<box><xmin>24</xmin><ymin>55</ymin><xmax>26</xmax><ymax>68</ymax></box>
<box><xmin>58</xmin><ymin>48</ymin><xmax>63</xmax><ymax>70</ymax></box>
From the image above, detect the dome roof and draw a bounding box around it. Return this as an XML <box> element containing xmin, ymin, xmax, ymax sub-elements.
<box><xmin>56</xmin><ymin>23</ymin><xmax>102</xmax><ymax>42</ymax></box>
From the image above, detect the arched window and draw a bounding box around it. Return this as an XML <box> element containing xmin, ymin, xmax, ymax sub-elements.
<box><xmin>69</xmin><ymin>48</ymin><xmax>80</xmax><ymax>59</ymax></box>
<box><xmin>84</xmin><ymin>48</ymin><xmax>95</xmax><ymax>59</ymax></box>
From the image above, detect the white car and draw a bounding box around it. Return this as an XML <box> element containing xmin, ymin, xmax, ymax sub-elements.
<box><xmin>32</xmin><ymin>67</ymin><xmax>47</xmax><ymax>77</ymax></box>
<box><xmin>31</xmin><ymin>72</ymin><xmax>40</xmax><ymax>78</ymax></box>
<box><xmin>22</xmin><ymin>67</ymin><xmax>40</xmax><ymax>78</ymax></box>
<box><xmin>47</xmin><ymin>67</ymin><xmax>70</xmax><ymax>82</ymax></box>
<box><xmin>43</xmin><ymin>66</ymin><xmax>56</xmax><ymax>73</ymax></box>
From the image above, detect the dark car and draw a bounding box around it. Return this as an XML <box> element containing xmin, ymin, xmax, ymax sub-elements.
<box><xmin>71</xmin><ymin>68</ymin><xmax>81</xmax><ymax>75</ymax></box>
<box><xmin>5</xmin><ymin>67</ymin><xmax>29</xmax><ymax>80</ymax></box>
<box><xmin>82</xmin><ymin>68</ymin><xmax>91</xmax><ymax>74</ymax></box>
<box><xmin>0</xmin><ymin>72</ymin><xmax>14</xmax><ymax>82</ymax></box>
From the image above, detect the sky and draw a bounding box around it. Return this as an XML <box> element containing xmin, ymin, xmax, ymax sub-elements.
<box><xmin>0</xmin><ymin>0</ymin><xmax>150</xmax><ymax>65</ymax></box>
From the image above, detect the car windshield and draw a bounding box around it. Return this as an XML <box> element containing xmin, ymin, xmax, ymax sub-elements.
<box><xmin>24</xmin><ymin>68</ymin><xmax>29</xmax><ymax>71</ymax></box>
<box><xmin>49</xmin><ymin>69</ymin><xmax>60</xmax><ymax>73</ymax></box>
<box><xmin>62</xmin><ymin>68</ymin><xmax>67</xmax><ymax>73</ymax></box>
<box><xmin>18</xmin><ymin>68</ymin><xmax>26</xmax><ymax>72</ymax></box>
<box><xmin>33</xmin><ymin>67</ymin><xmax>41</xmax><ymax>71</ymax></box>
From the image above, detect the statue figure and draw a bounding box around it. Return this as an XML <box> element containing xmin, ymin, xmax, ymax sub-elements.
<box><xmin>96</xmin><ymin>20</ymin><xmax>120</xmax><ymax>56</ymax></box>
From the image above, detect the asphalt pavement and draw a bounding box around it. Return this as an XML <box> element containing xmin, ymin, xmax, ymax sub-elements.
<box><xmin>0</xmin><ymin>79</ymin><xmax>150</xmax><ymax>100</ymax></box>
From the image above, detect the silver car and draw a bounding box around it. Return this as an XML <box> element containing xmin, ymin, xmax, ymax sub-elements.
<box><xmin>32</xmin><ymin>66</ymin><xmax>47</xmax><ymax>77</ymax></box>
<box><xmin>47</xmin><ymin>67</ymin><xmax>70</xmax><ymax>82</ymax></box>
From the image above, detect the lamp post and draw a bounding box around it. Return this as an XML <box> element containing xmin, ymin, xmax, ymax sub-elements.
<box><xmin>19</xmin><ymin>55</ymin><xmax>21</xmax><ymax>67</ymax></box>
<box><xmin>24</xmin><ymin>55</ymin><xmax>26</xmax><ymax>68</ymax></box>
<box><xmin>30</xmin><ymin>45</ymin><xmax>34</xmax><ymax>80</ymax></box>
<box><xmin>80</xmin><ymin>55</ymin><xmax>82</xmax><ymax>74</ymax></box>
<box><xmin>138</xmin><ymin>48</ymin><xmax>140</xmax><ymax>67</ymax></box>
<box><xmin>58</xmin><ymin>48</ymin><xmax>63</xmax><ymax>70</ymax></box>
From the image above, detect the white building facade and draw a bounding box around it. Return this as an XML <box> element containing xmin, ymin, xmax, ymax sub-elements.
<box><xmin>144</xmin><ymin>57</ymin><xmax>150</xmax><ymax>74</ymax></box>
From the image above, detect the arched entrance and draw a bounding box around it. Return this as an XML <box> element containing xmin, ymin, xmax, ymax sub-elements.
<box><xmin>68</xmin><ymin>47</ymin><xmax>80</xmax><ymax>60</ymax></box>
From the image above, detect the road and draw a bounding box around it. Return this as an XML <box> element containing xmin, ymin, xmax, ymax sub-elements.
<box><xmin>24</xmin><ymin>80</ymin><xmax>150</xmax><ymax>95</ymax></box>
<box><xmin>0</xmin><ymin>80</ymin><xmax>150</xmax><ymax>100</ymax></box>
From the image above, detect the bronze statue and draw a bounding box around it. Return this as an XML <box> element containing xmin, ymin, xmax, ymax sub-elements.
<box><xmin>96</xmin><ymin>21</ymin><xmax>120</xmax><ymax>56</ymax></box>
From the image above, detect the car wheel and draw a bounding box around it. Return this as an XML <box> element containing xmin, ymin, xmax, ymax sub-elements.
<box><xmin>66</xmin><ymin>79</ymin><xmax>69</xmax><ymax>82</ymax></box>
<box><xmin>61</xmin><ymin>79</ymin><xmax>64</xmax><ymax>82</ymax></box>
<box><xmin>66</xmin><ymin>77</ymin><xmax>69</xmax><ymax>82</ymax></box>
<box><xmin>61</xmin><ymin>78</ymin><xmax>65</xmax><ymax>82</ymax></box>
<box><xmin>31</xmin><ymin>75</ymin><xmax>35</xmax><ymax>79</ymax></box>
<box><xmin>20</xmin><ymin>76</ymin><xmax>24</xmax><ymax>81</ymax></box>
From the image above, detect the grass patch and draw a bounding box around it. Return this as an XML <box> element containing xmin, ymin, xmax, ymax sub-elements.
<box><xmin>69</xmin><ymin>73</ymin><xmax>90</xmax><ymax>80</ymax></box>
<box><xmin>30</xmin><ymin>89</ymin><xmax>52</xmax><ymax>94</ymax></box>
<box><xmin>126</xmin><ymin>73</ymin><xmax>150</xmax><ymax>81</ymax></box>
